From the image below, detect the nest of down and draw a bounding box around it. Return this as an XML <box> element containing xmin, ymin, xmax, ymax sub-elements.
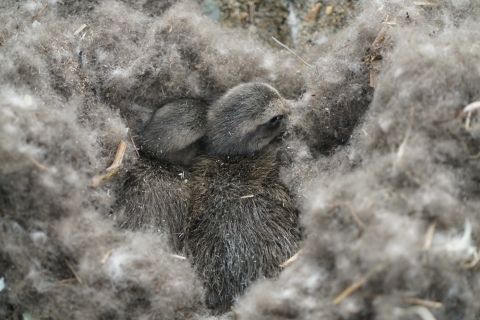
<box><xmin>1</xmin><ymin>0</ymin><xmax>480</xmax><ymax>319</ymax></box>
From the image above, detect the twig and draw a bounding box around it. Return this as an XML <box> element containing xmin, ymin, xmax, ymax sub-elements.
<box><xmin>462</xmin><ymin>100</ymin><xmax>480</xmax><ymax>113</ymax></box>
<box><xmin>105</xmin><ymin>140</ymin><xmax>127</xmax><ymax>171</ymax></box>
<box><xmin>468</xmin><ymin>151</ymin><xmax>480</xmax><ymax>159</ymax></box>
<box><xmin>0</xmin><ymin>29</ymin><xmax>7</xmax><ymax>47</ymax></box>
<box><xmin>325</xmin><ymin>6</ymin><xmax>333</xmax><ymax>16</ymax></box>
<box><xmin>369</xmin><ymin>69</ymin><xmax>376</xmax><ymax>88</ymax></box>
<box><xmin>367</xmin><ymin>16</ymin><xmax>392</xmax><ymax>87</ymax></box>
<box><xmin>92</xmin><ymin>174</ymin><xmax>107</xmax><ymax>188</ymax></box>
<box><xmin>92</xmin><ymin>167</ymin><xmax>121</xmax><ymax>188</ymax></box>
<box><xmin>92</xmin><ymin>139</ymin><xmax>127</xmax><ymax>187</ymax></box>
<box><xmin>394</xmin><ymin>306</ymin><xmax>437</xmax><ymax>320</ymax></box>
<box><xmin>101</xmin><ymin>249</ymin><xmax>114</xmax><ymax>264</ymax></box>
<box><xmin>280</xmin><ymin>249</ymin><xmax>302</xmax><ymax>268</ymax></box>
<box><xmin>171</xmin><ymin>254</ymin><xmax>187</xmax><ymax>260</ymax></box>
<box><xmin>240</xmin><ymin>194</ymin><xmax>254</xmax><ymax>199</ymax></box>
<box><xmin>462</xmin><ymin>100</ymin><xmax>480</xmax><ymax>131</ymax></box>
<box><xmin>271</xmin><ymin>37</ymin><xmax>314</xmax><ymax>68</ymax></box>
<box><xmin>423</xmin><ymin>221</ymin><xmax>437</xmax><ymax>251</ymax></box>
<box><xmin>372</xmin><ymin>16</ymin><xmax>389</xmax><ymax>49</ymax></box>
<box><xmin>402</xmin><ymin>297</ymin><xmax>443</xmax><ymax>309</ymax></box>
<box><xmin>345</xmin><ymin>202</ymin><xmax>366</xmax><ymax>229</ymax></box>
<box><xmin>58</xmin><ymin>278</ymin><xmax>77</xmax><ymax>284</ymax></box>
<box><xmin>65</xmin><ymin>259</ymin><xmax>83</xmax><ymax>285</ymax></box>
<box><xmin>396</xmin><ymin>126</ymin><xmax>411</xmax><ymax>166</ymax></box>
<box><xmin>396</xmin><ymin>107</ymin><xmax>415</xmax><ymax>168</ymax></box>
<box><xmin>305</xmin><ymin>3</ymin><xmax>321</xmax><ymax>22</ymax></box>
<box><xmin>461</xmin><ymin>248</ymin><xmax>480</xmax><ymax>269</ymax></box>
<box><xmin>405</xmin><ymin>170</ymin><xmax>422</xmax><ymax>186</ymax></box>
<box><xmin>333</xmin><ymin>263</ymin><xmax>384</xmax><ymax>305</ymax></box>
<box><xmin>31</xmin><ymin>4</ymin><xmax>47</xmax><ymax>23</ymax></box>
<box><xmin>465</xmin><ymin>111</ymin><xmax>472</xmax><ymax>130</ymax></box>
<box><xmin>73</xmin><ymin>24</ymin><xmax>87</xmax><ymax>36</ymax></box>
<box><xmin>26</xmin><ymin>155</ymin><xmax>51</xmax><ymax>172</ymax></box>
<box><xmin>413</xmin><ymin>2</ymin><xmax>439</xmax><ymax>6</ymax></box>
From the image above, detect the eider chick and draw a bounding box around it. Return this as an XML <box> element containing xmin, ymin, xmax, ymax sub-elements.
<box><xmin>117</xmin><ymin>99</ymin><xmax>207</xmax><ymax>252</ymax></box>
<box><xmin>185</xmin><ymin>83</ymin><xmax>301</xmax><ymax>313</ymax></box>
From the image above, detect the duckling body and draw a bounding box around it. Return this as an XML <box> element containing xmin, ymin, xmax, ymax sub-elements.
<box><xmin>185</xmin><ymin>83</ymin><xmax>301</xmax><ymax>312</ymax></box>
<box><xmin>187</xmin><ymin>152</ymin><xmax>300</xmax><ymax>312</ymax></box>
<box><xmin>117</xmin><ymin>159</ymin><xmax>189</xmax><ymax>251</ymax></box>
<box><xmin>117</xmin><ymin>99</ymin><xmax>207</xmax><ymax>251</ymax></box>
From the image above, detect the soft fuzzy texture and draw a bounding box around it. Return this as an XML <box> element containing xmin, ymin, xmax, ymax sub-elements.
<box><xmin>1</xmin><ymin>0</ymin><xmax>480</xmax><ymax>319</ymax></box>
<box><xmin>204</xmin><ymin>82</ymin><xmax>290</xmax><ymax>156</ymax></box>
<box><xmin>187</xmin><ymin>153</ymin><xmax>301</xmax><ymax>313</ymax></box>
<box><xmin>138</xmin><ymin>99</ymin><xmax>208</xmax><ymax>166</ymax></box>
<box><xmin>115</xmin><ymin>158</ymin><xmax>190</xmax><ymax>252</ymax></box>
<box><xmin>237</xmin><ymin>1</ymin><xmax>480</xmax><ymax>320</ymax></box>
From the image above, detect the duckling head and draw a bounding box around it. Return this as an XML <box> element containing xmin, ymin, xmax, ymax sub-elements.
<box><xmin>139</xmin><ymin>99</ymin><xmax>208</xmax><ymax>166</ymax></box>
<box><xmin>205</xmin><ymin>83</ymin><xmax>290</xmax><ymax>156</ymax></box>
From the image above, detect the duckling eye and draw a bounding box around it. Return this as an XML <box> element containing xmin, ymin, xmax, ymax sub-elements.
<box><xmin>268</xmin><ymin>115</ymin><xmax>283</xmax><ymax>126</ymax></box>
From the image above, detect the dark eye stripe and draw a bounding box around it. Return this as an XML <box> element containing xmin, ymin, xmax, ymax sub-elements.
<box><xmin>268</xmin><ymin>115</ymin><xmax>284</xmax><ymax>126</ymax></box>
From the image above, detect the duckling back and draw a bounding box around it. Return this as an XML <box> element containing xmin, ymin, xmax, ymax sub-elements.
<box><xmin>116</xmin><ymin>99</ymin><xmax>208</xmax><ymax>252</ymax></box>
<box><xmin>187</xmin><ymin>153</ymin><xmax>300</xmax><ymax>312</ymax></box>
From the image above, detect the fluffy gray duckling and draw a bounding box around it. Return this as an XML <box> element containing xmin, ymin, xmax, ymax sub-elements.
<box><xmin>117</xmin><ymin>99</ymin><xmax>207</xmax><ymax>251</ymax></box>
<box><xmin>185</xmin><ymin>83</ymin><xmax>301</xmax><ymax>313</ymax></box>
